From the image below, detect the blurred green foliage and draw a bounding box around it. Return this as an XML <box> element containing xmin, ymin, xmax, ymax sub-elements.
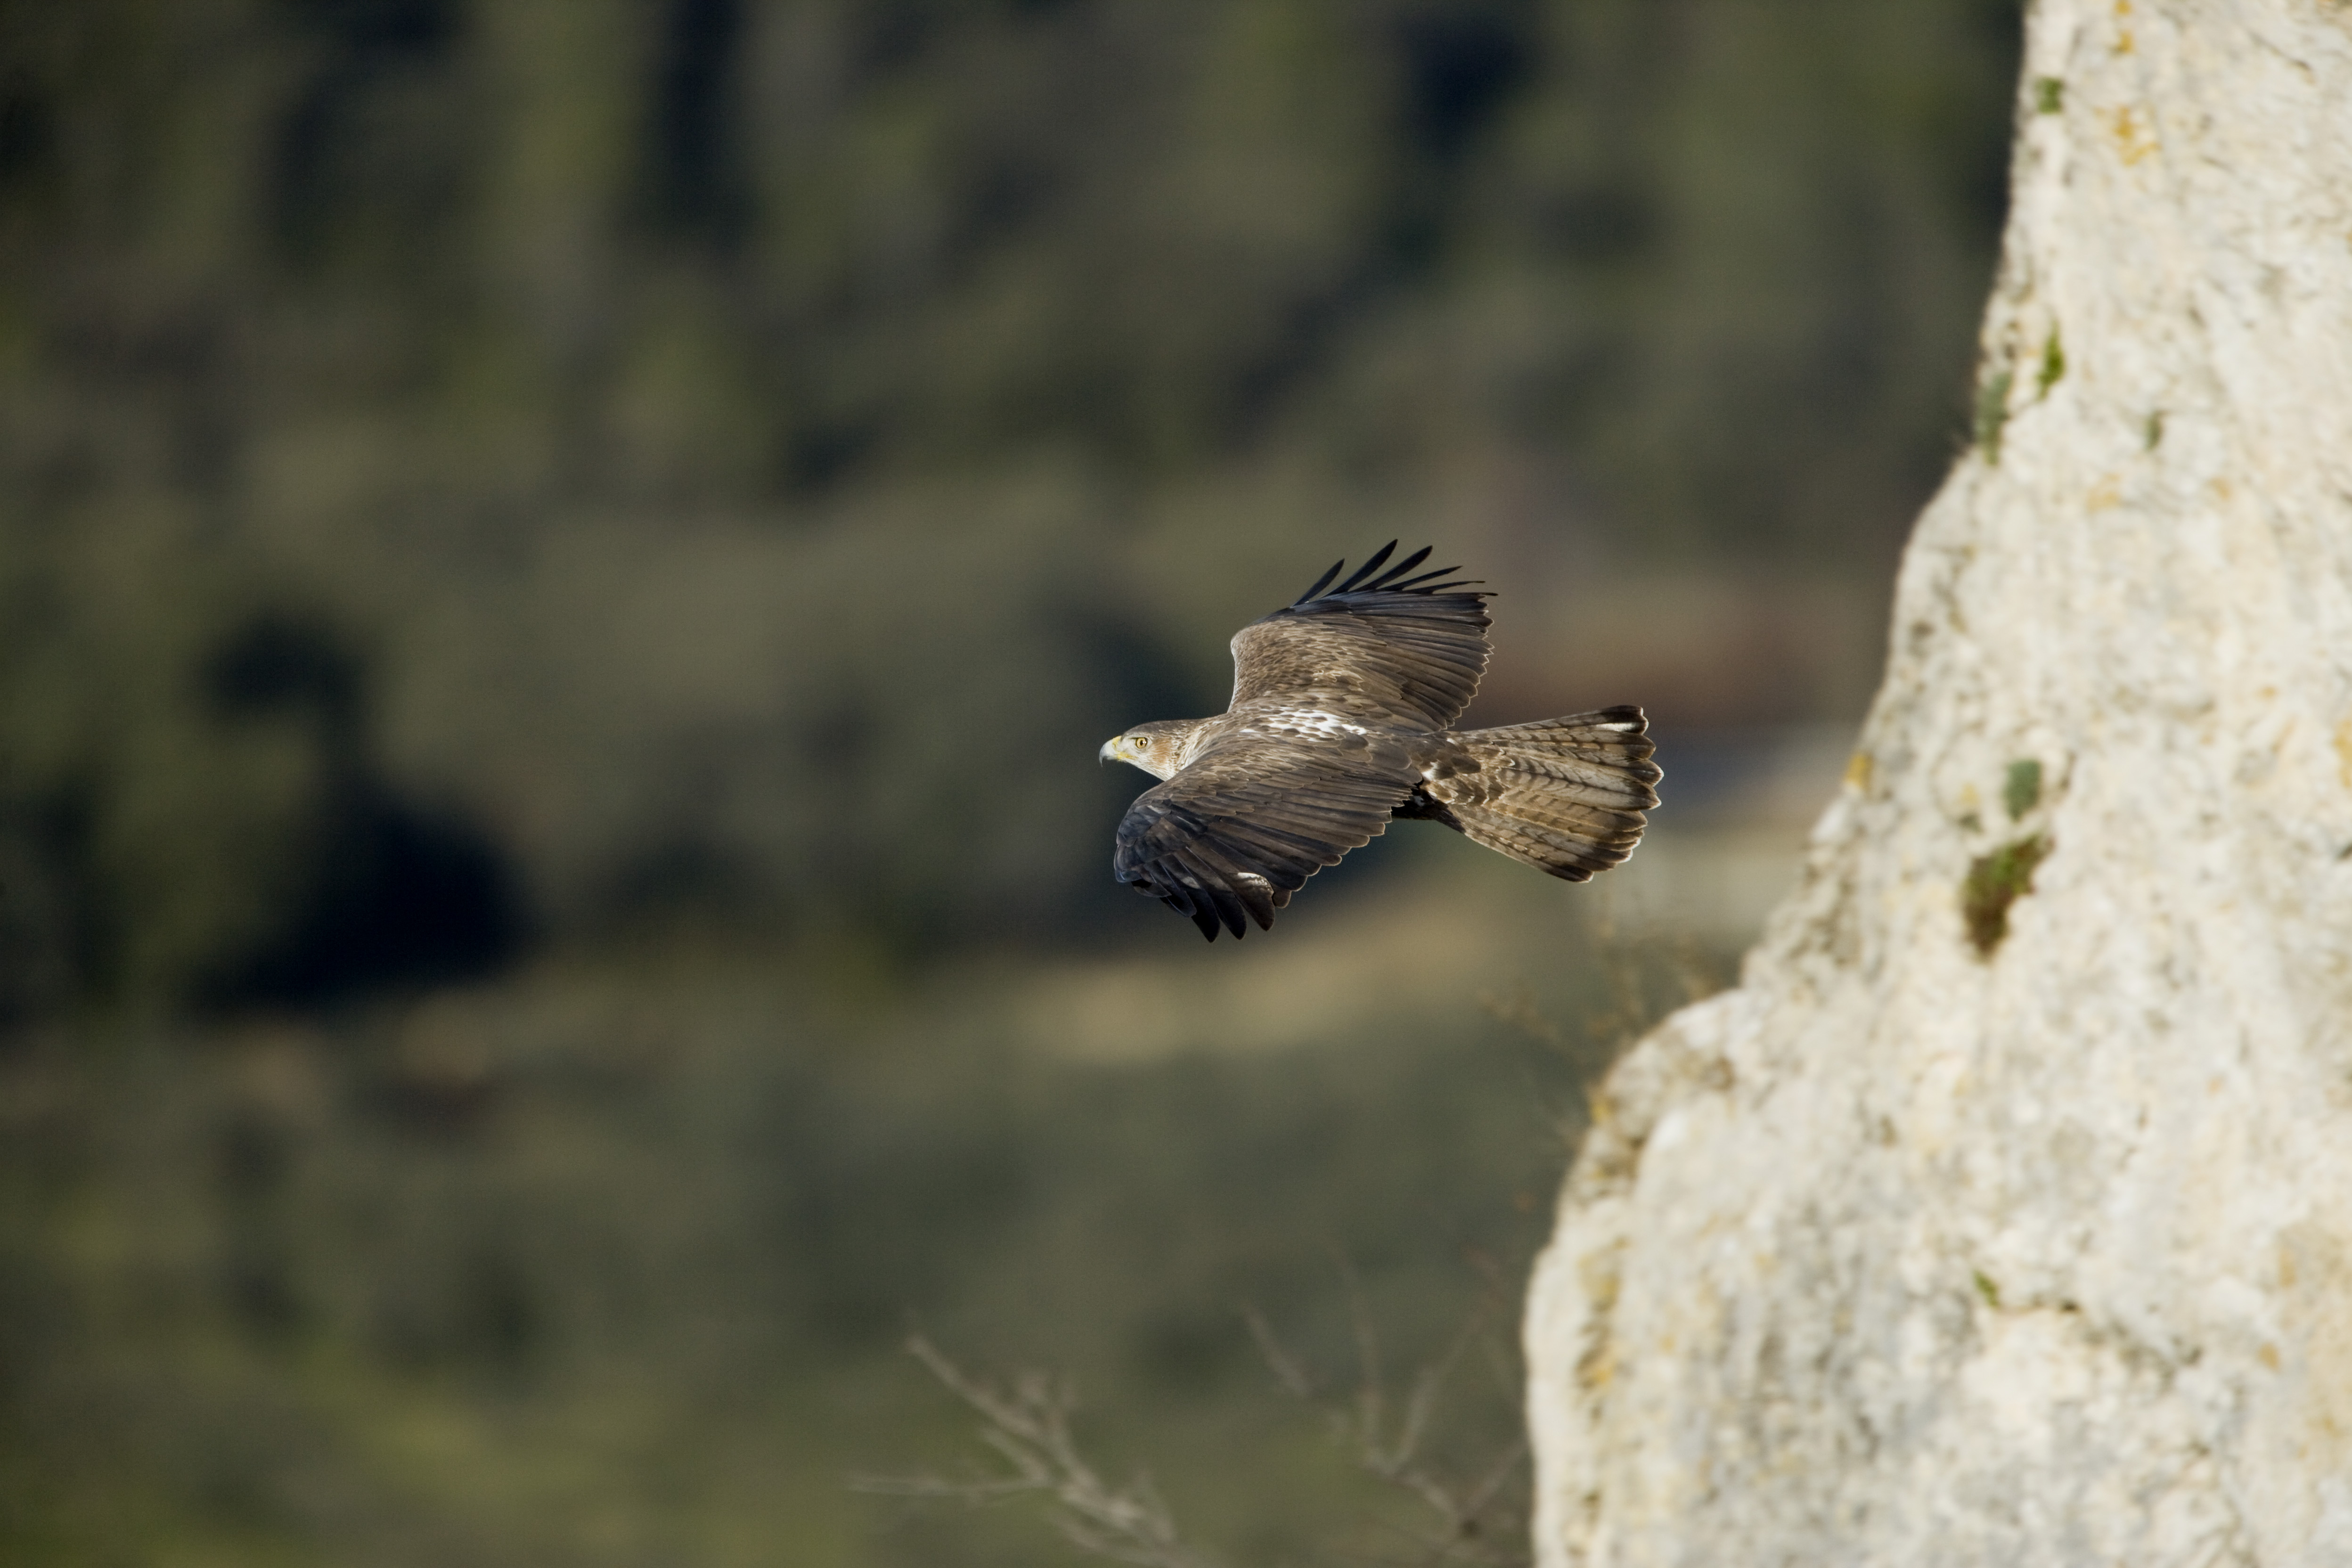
<box><xmin>0</xmin><ymin>1</ymin><xmax>2020</xmax><ymax>1561</ymax></box>
<box><xmin>0</xmin><ymin>933</ymin><xmax>1725</xmax><ymax>1565</ymax></box>
<box><xmin>0</xmin><ymin>0</ymin><xmax>2016</xmax><ymax>1003</ymax></box>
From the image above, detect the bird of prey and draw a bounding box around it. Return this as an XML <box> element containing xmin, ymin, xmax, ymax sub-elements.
<box><xmin>1099</xmin><ymin>543</ymin><xmax>1660</xmax><ymax>940</ymax></box>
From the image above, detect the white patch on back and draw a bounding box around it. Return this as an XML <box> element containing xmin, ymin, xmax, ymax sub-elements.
<box><xmin>1271</xmin><ymin>709</ymin><xmax>1369</xmax><ymax>739</ymax></box>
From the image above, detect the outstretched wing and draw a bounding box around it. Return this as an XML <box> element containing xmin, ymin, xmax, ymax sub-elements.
<box><xmin>1228</xmin><ymin>542</ymin><xmax>1492</xmax><ymax>730</ymax></box>
<box><xmin>1112</xmin><ymin>734</ymin><xmax>1416</xmax><ymax>940</ymax></box>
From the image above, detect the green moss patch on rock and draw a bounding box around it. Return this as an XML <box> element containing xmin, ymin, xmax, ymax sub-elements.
<box><xmin>2003</xmin><ymin>758</ymin><xmax>2043</xmax><ymax>820</ymax></box>
<box><xmin>2035</xmin><ymin>331</ymin><xmax>2066</xmax><ymax>397</ymax></box>
<box><xmin>1963</xmin><ymin>833</ymin><xmax>2051</xmax><ymax>957</ymax></box>
<box><xmin>1975</xmin><ymin>368</ymin><xmax>2015</xmax><ymax>462</ymax></box>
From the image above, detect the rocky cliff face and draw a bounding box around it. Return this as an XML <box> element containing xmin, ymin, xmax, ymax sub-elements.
<box><xmin>1525</xmin><ymin>3</ymin><xmax>2352</xmax><ymax>1562</ymax></box>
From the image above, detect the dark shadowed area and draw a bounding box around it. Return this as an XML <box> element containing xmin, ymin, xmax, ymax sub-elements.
<box><xmin>0</xmin><ymin>2</ymin><xmax>2017</xmax><ymax>1562</ymax></box>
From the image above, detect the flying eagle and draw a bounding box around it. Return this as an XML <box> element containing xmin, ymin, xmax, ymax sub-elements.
<box><xmin>1100</xmin><ymin>543</ymin><xmax>1661</xmax><ymax>940</ymax></box>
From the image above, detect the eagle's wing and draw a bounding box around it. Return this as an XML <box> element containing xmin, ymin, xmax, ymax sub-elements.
<box><xmin>1112</xmin><ymin>734</ymin><xmax>1416</xmax><ymax>940</ymax></box>
<box><xmin>1228</xmin><ymin>542</ymin><xmax>1492</xmax><ymax>729</ymax></box>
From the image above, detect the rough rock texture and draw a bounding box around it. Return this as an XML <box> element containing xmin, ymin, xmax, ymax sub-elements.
<box><xmin>1524</xmin><ymin>4</ymin><xmax>2352</xmax><ymax>1564</ymax></box>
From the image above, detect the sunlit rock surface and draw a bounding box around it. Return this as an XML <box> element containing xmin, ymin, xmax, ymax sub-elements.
<box><xmin>1526</xmin><ymin>2</ymin><xmax>2352</xmax><ymax>1562</ymax></box>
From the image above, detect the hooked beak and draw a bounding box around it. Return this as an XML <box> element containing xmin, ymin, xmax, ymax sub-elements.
<box><xmin>1098</xmin><ymin>736</ymin><xmax>1120</xmax><ymax>766</ymax></box>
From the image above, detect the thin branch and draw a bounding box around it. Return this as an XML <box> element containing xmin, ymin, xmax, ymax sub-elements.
<box><xmin>867</xmin><ymin>1297</ymin><xmax>1535</xmax><ymax>1568</ymax></box>
<box><xmin>1455</xmin><ymin>1433</ymin><xmax>1531</xmax><ymax>1528</ymax></box>
<box><xmin>1339</xmin><ymin>1254</ymin><xmax>1388</xmax><ymax>1463</ymax></box>
<box><xmin>851</xmin><ymin>1335</ymin><xmax>1220</xmax><ymax>1568</ymax></box>
<box><xmin>1246</xmin><ymin>1291</ymin><xmax>1534</xmax><ymax>1568</ymax></box>
<box><xmin>1476</xmin><ymin>984</ymin><xmax>1572</xmax><ymax>1054</ymax></box>
<box><xmin>1241</xmin><ymin>1302</ymin><xmax>1315</xmax><ymax>1401</ymax></box>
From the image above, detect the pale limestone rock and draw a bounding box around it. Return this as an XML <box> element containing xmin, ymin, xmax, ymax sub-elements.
<box><xmin>1525</xmin><ymin>3</ymin><xmax>2352</xmax><ymax>1563</ymax></box>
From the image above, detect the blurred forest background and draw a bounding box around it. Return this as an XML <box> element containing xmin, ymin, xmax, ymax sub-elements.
<box><xmin>0</xmin><ymin>1</ymin><xmax>2018</xmax><ymax>1563</ymax></box>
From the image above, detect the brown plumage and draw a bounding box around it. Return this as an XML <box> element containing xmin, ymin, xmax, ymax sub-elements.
<box><xmin>1099</xmin><ymin>543</ymin><xmax>1661</xmax><ymax>940</ymax></box>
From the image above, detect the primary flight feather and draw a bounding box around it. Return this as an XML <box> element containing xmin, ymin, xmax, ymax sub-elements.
<box><xmin>1100</xmin><ymin>543</ymin><xmax>1662</xmax><ymax>940</ymax></box>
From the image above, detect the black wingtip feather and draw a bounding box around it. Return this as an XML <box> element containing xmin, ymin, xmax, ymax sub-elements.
<box><xmin>1364</xmin><ymin>545</ymin><xmax>1431</xmax><ymax>589</ymax></box>
<box><xmin>1294</xmin><ymin>545</ymin><xmax>1486</xmax><ymax>605</ymax></box>
<box><xmin>1206</xmin><ymin>886</ymin><xmax>1248</xmax><ymax>938</ymax></box>
<box><xmin>1333</xmin><ymin>540</ymin><xmax>1397</xmax><ymax>594</ymax></box>
<box><xmin>1295</xmin><ymin>558</ymin><xmax>1345</xmax><ymax>605</ymax></box>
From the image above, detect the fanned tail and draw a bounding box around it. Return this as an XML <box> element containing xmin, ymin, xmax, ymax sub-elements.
<box><xmin>1432</xmin><ymin>705</ymin><xmax>1660</xmax><ymax>882</ymax></box>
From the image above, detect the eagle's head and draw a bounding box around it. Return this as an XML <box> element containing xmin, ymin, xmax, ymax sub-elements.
<box><xmin>1099</xmin><ymin>721</ymin><xmax>1188</xmax><ymax>780</ymax></box>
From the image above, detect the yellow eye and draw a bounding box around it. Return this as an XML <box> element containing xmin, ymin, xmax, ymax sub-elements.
<box><xmin>1129</xmin><ymin>735</ymin><xmax>1147</xmax><ymax>749</ymax></box>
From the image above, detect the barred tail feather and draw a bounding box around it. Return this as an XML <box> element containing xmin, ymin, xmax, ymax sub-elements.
<box><xmin>1438</xmin><ymin>706</ymin><xmax>1660</xmax><ymax>882</ymax></box>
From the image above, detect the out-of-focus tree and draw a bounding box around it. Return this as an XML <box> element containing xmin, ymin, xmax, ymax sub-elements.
<box><xmin>0</xmin><ymin>0</ymin><xmax>2018</xmax><ymax>1007</ymax></box>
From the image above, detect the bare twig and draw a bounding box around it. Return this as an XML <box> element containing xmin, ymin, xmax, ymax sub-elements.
<box><xmin>853</xmin><ymin>1335</ymin><xmax>1220</xmax><ymax>1568</ymax></box>
<box><xmin>868</xmin><ymin>1300</ymin><xmax>1530</xmax><ymax>1568</ymax></box>
<box><xmin>1241</xmin><ymin>1303</ymin><xmax>1314</xmax><ymax>1401</ymax></box>
<box><xmin>1486</xmin><ymin>918</ymin><xmax>1729</xmax><ymax>1077</ymax></box>
<box><xmin>1247</xmin><ymin>1281</ymin><xmax>1533</xmax><ymax>1568</ymax></box>
<box><xmin>1339</xmin><ymin>1254</ymin><xmax>1388</xmax><ymax>1463</ymax></box>
<box><xmin>1475</xmin><ymin>983</ymin><xmax>1571</xmax><ymax>1054</ymax></box>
